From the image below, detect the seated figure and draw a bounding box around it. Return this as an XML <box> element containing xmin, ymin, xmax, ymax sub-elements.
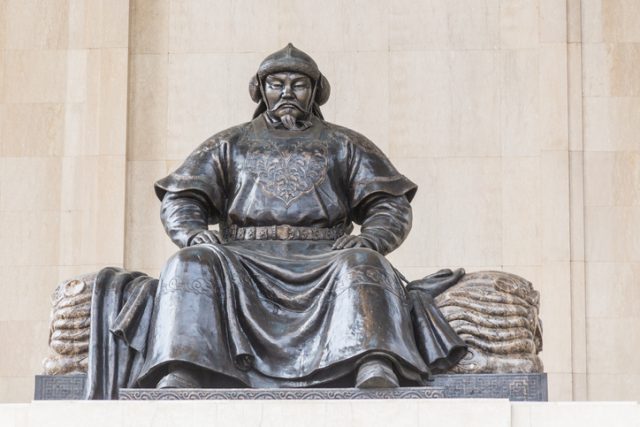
<box><xmin>43</xmin><ymin>45</ymin><xmax>545</xmax><ymax>399</ymax></box>
<box><xmin>134</xmin><ymin>44</ymin><xmax>465</xmax><ymax>390</ymax></box>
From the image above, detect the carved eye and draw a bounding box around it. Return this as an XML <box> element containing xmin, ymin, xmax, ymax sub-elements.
<box><xmin>268</xmin><ymin>82</ymin><xmax>283</xmax><ymax>90</ymax></box>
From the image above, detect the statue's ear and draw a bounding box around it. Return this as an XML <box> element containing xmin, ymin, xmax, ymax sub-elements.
<box><xmin>315</xmin><ymin>74</ymin><xmax>330</xmax><ymax>106</ymax></box>
<box><xmin>249</xmin><ymin>74</ymin><xmax>261</xmax><ymax>103</ymax></box>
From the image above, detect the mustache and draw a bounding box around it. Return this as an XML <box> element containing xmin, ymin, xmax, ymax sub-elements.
<box><xmin>270</xmin><ymin>100</ymin><xmax>304</xmax><ymax>112</ymax></box>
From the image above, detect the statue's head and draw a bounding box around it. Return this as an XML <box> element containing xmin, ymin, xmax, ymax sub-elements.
<box><xmin>250</xmin><ymin>43</ymin><xmax>330</xmax><ymax>129</ymax></box>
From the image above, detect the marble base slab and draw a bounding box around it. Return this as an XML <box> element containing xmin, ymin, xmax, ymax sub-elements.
<box><xmin>6</xmin><ymin>399</ymin><xmax>640</xmax><ymax>427</ymax></box>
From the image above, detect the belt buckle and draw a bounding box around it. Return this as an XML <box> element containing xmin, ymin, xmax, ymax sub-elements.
<box><xmin>276</xmin><ymin>225</ymin><xmax>291</xmax><ymax>240</ymax></box>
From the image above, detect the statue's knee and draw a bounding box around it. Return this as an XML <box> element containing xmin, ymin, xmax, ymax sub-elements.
<box><xmin>160</xmin><ymin>247</ymin><xmax>219</xmax><ymax>296</ymax></box>
<box><xmin>165</xmin><ymin>246</ymin><xmax>216</xmax><ymax>269</ymax></box>
<box><xmin>334</xmin><ymin>248</ymin><xmax>401</xmax><ymax>294</ymax></box>
<box><xmin>337</xmin><ymin>247</ymin><xmax>388</xmax><ymax>269</ymax></box>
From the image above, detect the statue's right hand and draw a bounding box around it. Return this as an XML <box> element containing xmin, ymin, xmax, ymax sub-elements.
<box><xmin>188</xmin><ymin>230</ymin><xmax>222</xmax><ymax>246</ymax></box>
<box><xmin>331</xmin><ymin>234</ymin><xmax>376</xmax><ymax>251</ymax></box>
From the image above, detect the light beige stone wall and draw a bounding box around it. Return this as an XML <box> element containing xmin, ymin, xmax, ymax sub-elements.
<box><xmin>580</xmin><ymin>0</ymin><xmax>640</xmax><ymax>400</ymax></box>
<box><xmin>0</xmin><ymin>0</ymin><xmax>130</xmax><ymax>402</ymax></box>
<box><xmin>0</xmin><ymin>0</ymin><xmax>638</xmax><ymax>403</ymax></box>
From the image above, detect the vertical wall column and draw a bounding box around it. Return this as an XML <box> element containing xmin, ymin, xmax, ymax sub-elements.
<box><xmin>581</xmin><ymin>0</ymin><xmax>640</xmax><ymax>400</ymax></box>
<box><xmin>567</xmin><ymin>0</ymin><xmax>588</xmax><ymax>401</ymax></box>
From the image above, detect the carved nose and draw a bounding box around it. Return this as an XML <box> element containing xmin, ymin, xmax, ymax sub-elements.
<box><xmin>281</xmin><ymin>86</ymin><xmax>294</xmax><ymax>99</ymax></box>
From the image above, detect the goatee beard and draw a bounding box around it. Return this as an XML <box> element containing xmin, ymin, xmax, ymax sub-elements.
<box><xmin>280</xmin><ymin>114</ymin><xmax>298</xmax><ymax>130</ymax></box>
<box><xmin>266</xmin><ymin>110</ymin><xmax>312</xmax><ymax>131</ymax></box>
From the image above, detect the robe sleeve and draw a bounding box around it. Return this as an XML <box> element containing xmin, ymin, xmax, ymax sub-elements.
<box><xmin>154</xmin><ymin>133</ymin><xmax>231</xmax><ymax>223</ymax></box>
<box><xmin>346</xmin><ymin>133</ymin><xmax>418</xmax><ymax>255</ymax></box>
<box><xmin>357</xmin><ymin>194</ymin><xmax>412</xmax><ymax>255</ymax></box>
<box><xmin>154</xmin><ymin>128</ymin><xmax>238</xmax><ymax>247</ymax></box>
<box><xmin>347</xmin><ymin>133</ymin><xmax>417</xmax><ymax>210</ymax></box>
<box><xmin>160</xmin><ymin>191</ymin><xmax>211</xmax><ymax>248</ymax></box>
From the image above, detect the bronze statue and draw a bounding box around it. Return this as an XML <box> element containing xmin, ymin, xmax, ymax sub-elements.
<box><xmin>134</xmin><ymin>44</ymin><xmax>465</xmax><ymax>390</ymax></box>
<box><xmin>44</xmin><ymin>45</ymin><xmax>544</xmax><ymax>400</ymax></box>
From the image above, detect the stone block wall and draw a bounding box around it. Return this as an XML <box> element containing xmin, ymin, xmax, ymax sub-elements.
<box><xmin>0</xmin><ymin>0</ymin><xmax>129</xmax><ymax>401</ymax></box>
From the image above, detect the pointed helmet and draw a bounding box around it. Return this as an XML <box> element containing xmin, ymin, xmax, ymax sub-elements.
<box><xmin>249</xmin><ymin>43</ymin><xmax>331</xmax><ymax>117</ymax></box>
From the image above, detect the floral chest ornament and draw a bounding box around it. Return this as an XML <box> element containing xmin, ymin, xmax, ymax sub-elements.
<box><xmin>242</xmin><ymin>138</ymin><xmax>329</xmax><ymax>207</ymax></box>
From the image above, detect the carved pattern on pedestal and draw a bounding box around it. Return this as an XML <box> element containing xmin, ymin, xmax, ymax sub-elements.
<box><xmin>430</xmin><ymin>373</ymin><xmax>547</xmax><ymax>401</ymax></box>
<box><xmin>118</xmin><ymin>387</ymin><xmax>445</xmax><ymax>400</ymax></box>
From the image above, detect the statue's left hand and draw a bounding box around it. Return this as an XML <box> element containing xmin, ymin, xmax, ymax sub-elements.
<box><xmin>331</xmin><ymin>235</ymin><xmax>376</xmax><ymax>251</ymax></box>
<box><xmin>189</xmin><ymin>230</ymin><xmax>222</xmax><ymax>246</ymax></box>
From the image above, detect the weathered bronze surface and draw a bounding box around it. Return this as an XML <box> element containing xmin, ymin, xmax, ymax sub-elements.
<box><xmin>43</xmin><ymin>44</ymin><xmax>543</xmax><ymax>400</ymax></box>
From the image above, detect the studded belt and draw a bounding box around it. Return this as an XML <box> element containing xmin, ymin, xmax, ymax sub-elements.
<box><xmin>222</xmin><ymin>224</ymin><xmax>347</xmax><ymax>241</ymax></box>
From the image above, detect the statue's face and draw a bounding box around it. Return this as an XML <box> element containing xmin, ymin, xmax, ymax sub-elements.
<box><xmin>264</xmin><ymin>72</ymin><xmax>313</xmax><ymax>122</ymax></box>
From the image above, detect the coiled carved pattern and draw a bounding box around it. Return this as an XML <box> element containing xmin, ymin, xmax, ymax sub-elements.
<box><xmin>42</xmin><ymin>274</ymin><xmax>96</xmax><ymax>375</ymax></box>
<box><xmin>434</xmin><ymin>271</ymin><xmax>543</xmax><ymax>373</ymax></box>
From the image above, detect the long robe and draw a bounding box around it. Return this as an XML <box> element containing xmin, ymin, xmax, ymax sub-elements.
<box><xmin>136</xmin><ymin>115</ymin><xmax>461</xmax><ymax>388</ymax></box>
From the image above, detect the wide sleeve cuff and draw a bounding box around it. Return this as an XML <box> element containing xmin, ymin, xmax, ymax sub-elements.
<box><xmin>154</xmin><ymin>174</ymin><xmax>222</xmax><ymax>213</ymax></box>
<box><xmin>351</xmin><ymin>174</ymin><xmax>417</xmax><ymax>210</ymax></box>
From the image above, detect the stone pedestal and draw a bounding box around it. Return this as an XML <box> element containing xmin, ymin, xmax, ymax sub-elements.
<box><xmin>34</xmin><ymin>373</ymin><xmax>547</xmax><ymax>401</ymax></box>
